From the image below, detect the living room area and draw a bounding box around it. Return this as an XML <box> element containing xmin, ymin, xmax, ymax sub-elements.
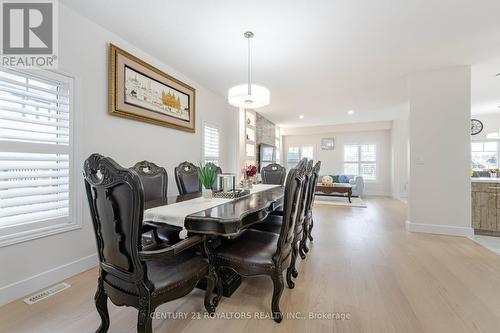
<box><xmin>281</xmin><ymin>119</ymin><xmax>406</xmax><ymax>208</ymax></box>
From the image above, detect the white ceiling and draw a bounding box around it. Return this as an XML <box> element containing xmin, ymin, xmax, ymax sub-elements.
<box><xmin>62</xmin><ymin>0</ymin><xmax>500</xmax><ymax>127</ymax></box>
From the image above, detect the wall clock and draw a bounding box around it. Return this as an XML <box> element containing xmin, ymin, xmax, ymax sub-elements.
<box><xmin>471</xmin><ymin>119</ymin><xmax>483</xmax><ymax>135</ymax></box>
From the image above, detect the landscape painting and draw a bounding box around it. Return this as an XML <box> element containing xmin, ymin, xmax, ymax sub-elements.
<box><xmin>124</xmin><ymin>67</ymin><xmax>190</xmax><ymax>121</ymax></box>
<box><xmin>109</xmin><ymin>44</ymin><xmax>196</xmax><ymax>132</ymax></box>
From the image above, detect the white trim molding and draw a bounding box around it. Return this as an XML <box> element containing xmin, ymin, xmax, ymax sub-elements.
<box><xmin>405</xmin><ymin>220</ymin><xmax>474</xmax><ymax>238</ymax></box>
<box><xmin>363</xmin><ymin>190</ymin><xmax>391</xmax><ymax>197</ymax></box>
<box><xmin>0</xmin><ymin>254</ymin><xmax>97</xmax><ymax>306</ymax></box>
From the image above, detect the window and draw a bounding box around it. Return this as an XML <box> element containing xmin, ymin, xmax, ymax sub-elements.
<box><xmin>471</xmin><ymin>141</ymin><xmax>498</xmax><ymax>169</ymax></box>
<box><xmin>287</xmin><ymin>147</ymin><xmax>300</xmax><ymax>168</ymax></box>
<box><xmin>287</xmin><ymin>145</ymin><xmax>315</xmax><ymax>168</ymax></box>
<box><xmin>203</xmin><ymin>123</ymin><xmax>220</xmax><ymax>165</ymax></box>
<box><xmin>344</xmin><ymin>144</ymin><xmax>377</xmax><ymax>180</ymax></box>
<box><xmin>0</xmin><ymin>68</ymin><xmax>76</xmax><ymax>246</ymax></box>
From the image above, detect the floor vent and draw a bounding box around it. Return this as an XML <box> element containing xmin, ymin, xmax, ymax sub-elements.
<box><xmin>23</xmin><ymin>282</ymin><xmax>71</xmax><ymax>305</ymax></box>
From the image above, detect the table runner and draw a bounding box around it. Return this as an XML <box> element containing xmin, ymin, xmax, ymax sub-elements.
<box><xmin>143</xmin><ymin>184</ymin><xmax>279</xmax><ymax>238</ymax></box>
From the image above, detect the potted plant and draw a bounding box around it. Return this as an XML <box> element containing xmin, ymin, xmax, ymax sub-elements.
<box><xmin>242</xmin><ymin>164</ymin><xmax>257</xmax><ymax>190</ymax></box>
<box><xmin>198</xmin><ymin>162</ymin><xmax>217</xmax><ymax>200</ymax></box>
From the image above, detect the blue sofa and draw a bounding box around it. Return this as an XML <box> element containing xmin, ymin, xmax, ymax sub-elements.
<box><xmin>319</xmin><ymin>174</ymin><xmax>365</xmax><ymax>197</ymax></box>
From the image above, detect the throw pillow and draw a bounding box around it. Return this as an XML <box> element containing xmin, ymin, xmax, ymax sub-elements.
<box><xmin>338</xmin><ymin>175</ymin><xmax>350</xmax><ymax>183</ymax></box>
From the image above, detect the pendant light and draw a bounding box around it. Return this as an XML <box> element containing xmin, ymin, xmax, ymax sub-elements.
<box><xmin>228</xmin><ymin>31</ymin><xmax>270</xmax><ymax>108</ymax></box>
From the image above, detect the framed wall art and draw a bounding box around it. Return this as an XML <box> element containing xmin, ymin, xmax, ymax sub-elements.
<box><xmin>321</xmin><ymin>137</ymin><xmax>335</xmax><ymax>150</ymax></box>
<box><xmin>109</xmin><ymin>44</ymin><xmax>196</xmax><ymax>132</ymax></box>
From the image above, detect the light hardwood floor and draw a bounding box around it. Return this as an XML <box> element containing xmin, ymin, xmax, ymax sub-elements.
<box><xmin>2</xmin><ymin>197</ymin><xmax>500</xmax><ymax>333</ymax></box>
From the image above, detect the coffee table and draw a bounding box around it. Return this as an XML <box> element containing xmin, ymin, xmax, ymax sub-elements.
<box><xmin>315</xmin><ymin>183</ymin><xmax>353</xmax><ymax>203</ymax></box>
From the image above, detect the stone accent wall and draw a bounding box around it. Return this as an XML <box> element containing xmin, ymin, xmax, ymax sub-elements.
<box><xmin>256</xmin><ymin>112</ymin><xmax>276</xmax><ymax>170</ymax></box>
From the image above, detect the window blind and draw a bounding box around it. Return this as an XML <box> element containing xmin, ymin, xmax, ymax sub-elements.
<box><xmin>287</xmin><ymin>147</ymin><xmax>300</xmax><ymax>168</ymax></box>
<box><xmin>343</xmin><ymin>144</ymin><xmax>377</xmax><ymax>180</ymax></box>
<box><xmin>204</xmin><ymin>124</ymin><xmax>220</xmax><ymax>165</ymax></box>
<box><xmin>287</xmin><ymin>145</ymin><xmax>314</xmax><ymax>168</ymax></box>
<box><xmin>0</xmin><ymin>68</ymin><xmax>71</xmax><ymax>228</ymax></box>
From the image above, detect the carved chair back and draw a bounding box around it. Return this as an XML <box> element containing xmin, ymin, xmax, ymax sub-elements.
<box><xmin>295</xmin><ymin>160</ymin><xmax>313</xmax><ymax>227</ymax></box>
<box><xmin>83</xmin><ymin>154</ymin><xmax>148</xmax><ymax>288</ymax></box>
<box><xmin>175</xmin><ymin>161</ymin><xmax>222</xmax><ymax>194</ymax></box>
<box><xmin>131</xmin><ymin>160</ymin><xmax>168</xmax><ymax>202</ymax></box>
<box><xmin>175</xmin><ymin>162</ymin><xmax>201</xmax><ymax>194</ymax></box>
<box><xmin>273</xmin><ymin>160</ymin><xmax>306</xmax><ymax>265</ymax></box>
<box><xmin>261</xmin><ymin>163</ymin><xmax>286</xmax><ymax>185</ymax></box>
<box><xmin>305</xmin><ymin>161</ymin><xmax>321</xmax><ymax>213</ymax></box>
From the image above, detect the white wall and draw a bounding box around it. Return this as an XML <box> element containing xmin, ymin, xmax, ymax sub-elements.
<box><xmin>0</xmin><ymin>4</ymin><xmax>239</xmax><ymax>305</ymax></box>
<box><xmin>282</xmin><ymin>122</ymin><xmax>392</xmax><ymax>196</ymax></box>
<box><xmin>281</xmin><ymin>121</ymin><xmax>392</xmax><ymax>136</ymax></box>
<box><xmin>391</xmin><ymin>117</ymin><xmax>409</xmax><ymax>200</ymax></box>
<box><xmin>407</xmin><ymin>66</ymin><xmax>473</xmax><ymax>237</ymax></box>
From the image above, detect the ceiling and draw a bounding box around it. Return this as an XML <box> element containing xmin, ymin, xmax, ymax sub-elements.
<box><xmin>62</xmin><ymin>0</ymin><xmax>500</xmax><ymax>127</ymax></box>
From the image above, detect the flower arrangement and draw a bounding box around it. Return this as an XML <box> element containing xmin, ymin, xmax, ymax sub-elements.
<box><xmin>242</xmin><ymin>165</ymin><xmax>257</xmax><ymax>178</ymax></box>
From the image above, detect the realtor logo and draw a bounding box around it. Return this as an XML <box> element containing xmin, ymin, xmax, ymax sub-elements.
<box><xmin>1</xmin><ymin>0</ymin><xmax>58</xmax><ymax>68</ymax></box>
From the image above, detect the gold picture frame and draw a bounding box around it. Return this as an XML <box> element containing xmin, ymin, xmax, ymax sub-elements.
<box><xmin>108</xmin><ymin>44</ymin><xmax>196</xmax><ymax>132</ymax></box>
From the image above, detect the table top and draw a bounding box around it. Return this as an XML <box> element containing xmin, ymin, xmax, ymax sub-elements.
<box><xmin>471</xmin><ymin>177</ymin><xmax>500</xmax><ymax>183</ymax></box>
<box><xmin>144</xmin><ymin>192</ymin><xmax>201</xmax><ymax>210</ymax></box>
<box><xmin>145</xmin><ymin>186</ymin><xmax>284</xmax><ymax>236</ymax></box>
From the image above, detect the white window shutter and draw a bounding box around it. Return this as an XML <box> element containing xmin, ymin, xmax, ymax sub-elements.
<box><xmin>204</xmin><ymin>123</ymin><xmax>220</xmax><ymax>165</ymax></box>
<box><xmin>0</xmin><ymin>68</ymin><xmax>72</xmax><ymax>231</ymax></box>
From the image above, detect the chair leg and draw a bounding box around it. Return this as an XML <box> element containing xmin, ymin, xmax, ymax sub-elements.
<box><xmin>298</xmin><ymin>237</ymin><xmax>307</xmax><ymax>260</ymax></box>
<box><xmin>137</xmin><ymin>299</ymin><xmax>153</xmax><ymax>333</ymax></box>
<box><xmin>308</xmin><ymin>217</ymin><xmax>314</xmax><ymax>241</ymax></box>
<box><xmin>203</xmin><ymin>237</ymin><xmax>222</xmax><ymax>314</ymax></box>
<box><xmin>300</xmin><ymin>222</ymin><xmax>310</xmax><ymax>255</ymax></box>
<box><xmin>94</xmin><ymin>277</ymin><xmax>110</xmax><ymax>333</ymax></box>
<box><xmin>286</xmin><ymin>240</ymin><xmax>299</xmax><ymax>288</ymax></box>
<box><xmin>271</xmin><ymin>273</ymin><xmax>284</xmax><ymax>323</ymax></box>
<box><xmin>204</xmin><ymin>267</ymin><xmax>221</xmax><ymax>314</ymax></box>
<box><xmin>215</xmin><ymin>270</ymin><xmax>222</xmax><ymax>306</ymax></box>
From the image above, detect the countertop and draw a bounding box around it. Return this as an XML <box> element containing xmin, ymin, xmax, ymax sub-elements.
<box><xmin>471</xmin><ymin>177</ymin><xmax>500</xmax><ymax>183</ymax></box>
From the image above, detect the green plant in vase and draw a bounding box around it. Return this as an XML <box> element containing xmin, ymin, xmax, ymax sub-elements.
<box><xmin>198</xmin><ymin>162</ymin><xmax>217</xmax><ymax>199</ymax></box>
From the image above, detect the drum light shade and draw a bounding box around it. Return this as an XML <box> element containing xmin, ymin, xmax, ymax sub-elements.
<box><xmin>228</xmin><ymin>31</ymin><xmax>270</xmax><ymax>109</ymax></box>
<box><xmin>228</xmin><ymin>84</ymin><xmax>270</xmax><ymax>108</ymax></box>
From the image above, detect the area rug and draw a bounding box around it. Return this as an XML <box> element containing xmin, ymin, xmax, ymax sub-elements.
<box><xmin>314</xmin><ymin>196</ymin><xmax>367</xmax><ymax>208</ymax></box>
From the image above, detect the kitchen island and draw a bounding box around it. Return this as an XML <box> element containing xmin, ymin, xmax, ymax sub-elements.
<box><xmin>472</xmin><ymin>177</ymin><xmax>500</xmax><ymax>236</ymax></box>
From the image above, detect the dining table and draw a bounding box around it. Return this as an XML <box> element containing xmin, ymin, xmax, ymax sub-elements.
<box><xmin>143</xmin><ymin>184</ymin><xmax>284</xmax><ymax>297</ymax></box>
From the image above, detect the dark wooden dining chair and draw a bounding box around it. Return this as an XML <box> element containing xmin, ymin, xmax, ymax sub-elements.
<box><xmin>288</xmin><ymin>160</ymin><xmax>313</xmax><ymax>282</ymax></box>
<box><xmin>213</xmin><ymin>162</ymin><xmax>306</xmax><ymax>322</ymax></box>
<box><xmin>84</xmin><ymin>154</ymin><xmax>219</xmax><ymax>333</ymax></box>
<box><xmin>300</xmin><ymin>161</ymin><xmax>321</xmax><ymax>254</ymax></box>
<box><xmin>131</xmin><ymin>161</ymin><xmax>181</xmax><ymax>244</ymax></box>
<box><xmin>249</xmin><ymin>159</ymin><xmax>312</xmax><ymax>287</ymax></box>
<box><xmin>174</xmin><ymin>161</ymin><xmax>221</xmax><ymax>195</ymax></box>
<box><xmin>261</xmin><ymin>163</ymin><xmax>286</xmax><ymax>185</ymax></box>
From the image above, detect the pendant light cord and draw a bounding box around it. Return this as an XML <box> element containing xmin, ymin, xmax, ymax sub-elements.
<box><xmin>247</xmin><ymin>34</ymin><xmax>252</xmax><ymax>96</ymax></box>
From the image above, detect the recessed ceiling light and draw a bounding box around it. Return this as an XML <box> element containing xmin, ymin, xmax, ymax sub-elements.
<box><xmin>347</xmin><ymin>110</ymin><xmax>355</xmax><ymax>115</ymax></box>
<box><xmin>299</xmin><ymin>115</ymin><xmax>304</xmax><ymax>119</ymax></box>
<box><xmin>497</xmin><ymin>73</ymin><xmax>500</xmax><ymax>77</ymax></box>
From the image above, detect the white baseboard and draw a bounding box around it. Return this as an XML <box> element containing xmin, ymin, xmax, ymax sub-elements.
<box><xmin>0</xmin><ymin>253</ymin><xmax>98</xmax><ymax>306</ymax></box>
<box><xmin>405</xmin><ymin>220</ymin><xmax>474</xmax><ymax>238</ymax></box>
<box><xmin>391</xmin><ymin>193</ymin><xmax>408</xmax><ymax>203</ymax></box>
<box><xmin>363</xmin><ymin>190</ymin><xmax>391</xmax><ymax>196</ymax></box>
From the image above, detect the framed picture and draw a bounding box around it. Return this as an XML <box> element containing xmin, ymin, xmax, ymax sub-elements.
<box><xmin>109</xmin><ymin>44</ymin><xmax>196</xmax><ymax>132</ymax></box>
<box><xmin>321</xmin><ymin>138</ymin><xmax>335</xmax><ymax>150</ymax></box>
